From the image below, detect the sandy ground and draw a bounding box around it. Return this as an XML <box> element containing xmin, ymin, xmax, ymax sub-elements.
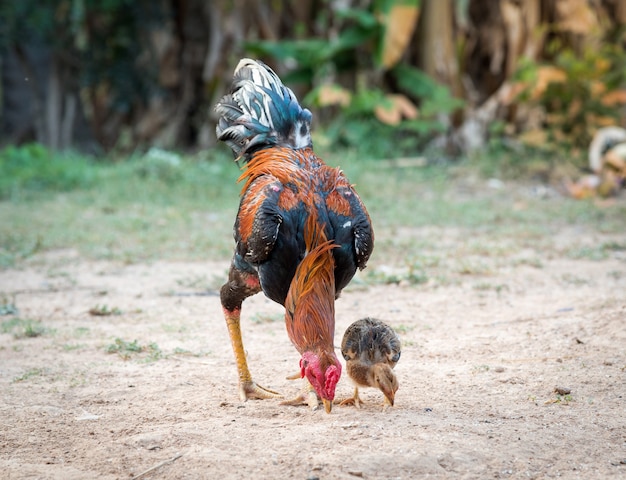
<box><xmin>1</xmin><ymin>227</ymin><xmax>625</xmax><ymax>479</ymax></box>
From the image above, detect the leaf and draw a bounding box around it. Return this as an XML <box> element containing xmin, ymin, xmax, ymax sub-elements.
<box><xmin>392</xmin><ymin>64</ymin><xmax>464</xmax><ymax>115</ymax></box>
<box><xmin>315</xmin><ymin>84</ymin><xmax>352</xmax><ymax>107</ymax></box>
<box><xmin>530</xmin><ymin>66</ymin><xmax>567</xmax><ymax>100</ymax></box>
<box><xmin>374</xmin><ymin>94</ymin><xmax>418</xmax><ymax>125</ymax></box>
<box><xmin>379</xmin><ymin>3</ymin><xmax>420</xmax><ymax>70</ymax></box>
<box><xmin>555</xmin><ymin>0</ymin><xmax>598</xmax><ymax>35</ymax></box>
<box><xmin>518</xmin><ymin>129</ymin><xmax>547</xmax><ymax>147</ymax></box>
<box><xmin>600</xmin><ymin>89</ymin><xmax>626</xmax><ymax>106</ymax></box>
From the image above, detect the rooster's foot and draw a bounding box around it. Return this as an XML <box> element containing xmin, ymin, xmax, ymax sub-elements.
<box><xmin>239</xmin><ymin>380</ymin><xmax>282</xmax><ymax>401</ymax></box>
<box><xmin>281</xmin><ymin>389</ymin><xmax>320</xmax><ymax>411</ymax></box>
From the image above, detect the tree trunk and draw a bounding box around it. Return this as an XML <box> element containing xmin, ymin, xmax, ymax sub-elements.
<box><xmin>413</xmin><ymin>0</ymin><xmax>462</xmax><ymax>98</ymax></box>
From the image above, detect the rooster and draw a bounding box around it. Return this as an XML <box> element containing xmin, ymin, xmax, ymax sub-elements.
<box><xmin>216</xmin><ymin>59</ymin><xmax>374</xmax><ymax>413</ymax></box>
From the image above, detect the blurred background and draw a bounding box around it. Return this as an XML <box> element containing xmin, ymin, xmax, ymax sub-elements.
<box><xmin>1</xmin><ymin>0</ymin><xmax>626</xmax><ymax>198</ymax></box>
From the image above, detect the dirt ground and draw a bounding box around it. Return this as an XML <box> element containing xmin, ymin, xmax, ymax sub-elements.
<box><xmin>1</xmin><ymin>225</ymin><xmax>625</xmax><ymax>479</ymax></box>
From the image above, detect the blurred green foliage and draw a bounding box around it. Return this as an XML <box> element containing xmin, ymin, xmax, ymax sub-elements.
<box><xmin>515</xmin><ymin>35</ymin><xmax>626</xmax><ymax>155</ymax></box>
<box><xmin>248</xmin><ymin>5</ymin><xmax>462</xmax><ymax>157</ymax></box>
<box><xmin>0</xmin><ymin>0</ymin><xmax>165</xmax><ymax>112</ymax></box>
<box><xmin>0</xmin><ymin>143</ymin><xmax>96</xmax><ymax>200</ymax></box>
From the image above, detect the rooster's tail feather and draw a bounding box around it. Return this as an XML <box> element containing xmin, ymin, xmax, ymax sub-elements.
<box><xmin>216</xmin><ymin>59</ymin><xmax>312</xmax><ymax>159</ymax></box>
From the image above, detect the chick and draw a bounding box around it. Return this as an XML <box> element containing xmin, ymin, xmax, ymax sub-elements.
<box><xmin>339</xmin><ymin>317</ymin><xmax>401</xmax><ymax>410</ymax></box>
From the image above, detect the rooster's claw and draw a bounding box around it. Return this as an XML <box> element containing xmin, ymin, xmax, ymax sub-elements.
<box><xmin>239</xmin><ymin>381</ymin><xmax>282</xmax><ymax>401</ymax></box>
<box><xmin>281</xmin><ymin>389</ymin><xmax>320</xmax><ymax>411</ymax></box>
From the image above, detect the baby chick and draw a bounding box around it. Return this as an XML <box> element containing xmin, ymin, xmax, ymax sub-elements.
<box><xmin>340</xmin><ymin>317</ymin><xmax>401</xmax><ymax>410</ymax></box>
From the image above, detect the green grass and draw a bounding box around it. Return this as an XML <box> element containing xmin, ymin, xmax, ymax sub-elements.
<box><xmin>0</xmin><ymin>295</ymin><xmax>18</xmax><ymax>315</ymax></box>
<box><xmin>0</xmin><ymin>146</ymin><xmax>238</xmax><ymax>266</ymax></box>
<box><xmin>13</xmin><ymin>367</ymin><xmax>46</xmax><ymax>383</ymax></box>
<box><xmin>106</xmin><ymin>337</ymin><xmax>163</xmax><ymax>362</ymax></box>
<box><xmin>1</xmin><ymin>317</ymin><xmax>52</xmax><ymax>339</ymax></box>
<box><xmin>0</xmin><ymin>143</ymin><xmax>625</xmax><ymax>271</ymax></box>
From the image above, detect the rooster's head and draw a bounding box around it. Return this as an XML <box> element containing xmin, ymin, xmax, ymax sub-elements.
<box><xmin>300</xmin><ymin>350</ymin><xmax>341</xmax><ymax>413</ymax></box>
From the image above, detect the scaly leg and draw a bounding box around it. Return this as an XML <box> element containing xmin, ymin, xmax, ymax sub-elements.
<box><xmin>221</xmin><ymin>264</ymin><xmax>282</xmax><ymax>401</ymax></box>
<box><xmin>338</xmin><ymin>387</ymin><xmax>363</xmax><ymax>409</ymax></box>
<box><xmin>281</xmin><ymin>377</ymin><xmax>322</xmax><ymax>411</ymax></box>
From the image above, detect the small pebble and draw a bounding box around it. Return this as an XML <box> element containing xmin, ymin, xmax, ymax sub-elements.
<box><xmin>554</xmin><ymin>386</ymin><xmax>571</xmax><ymax>395</ymax></box>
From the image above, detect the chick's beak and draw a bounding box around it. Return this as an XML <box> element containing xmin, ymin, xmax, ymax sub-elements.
<box><xmin>383</xmin><ymin>388</ymin><xmax>395</xmax><ymax>407</ymax></box>
<box><xmin>322</xmin><ymin>398</ymin><xmax>333</xmax><ymax>413</ymax></box>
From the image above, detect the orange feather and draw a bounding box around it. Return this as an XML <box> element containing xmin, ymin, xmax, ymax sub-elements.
<box><xmin>236</xmin><ymin>175</ymin><xmax>279</xmax><ymax>243</ymax></box>
<box><xmin>284</xmin><ymin>239</ymin><xmax>337</xmax><ymax>353</ymax></box>
<box><xmin>238</xmin><ymin>147</ymin><xmax>315</xmax><ymax>194</ymax></box>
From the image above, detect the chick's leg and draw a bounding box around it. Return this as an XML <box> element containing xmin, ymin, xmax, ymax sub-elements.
<box><xmin>221</xmin><ymin>265</ymin><xmax>282</xmax><ymax>401</ymax></box>
<box><xmin>338</xmin><ymin>387</ymin><xmax>363</xmax><ymax>409</ymax></box>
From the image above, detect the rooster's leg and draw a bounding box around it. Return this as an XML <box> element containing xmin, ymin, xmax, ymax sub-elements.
<box><xmin>221</xmin><ymin>266</ymin><xmax>282</xmax><ymax>401</ymax></box>
<box><xmin>281</xmin><ymin>378</ymin><xmax>323</xmax><ymax>411</ymax></box>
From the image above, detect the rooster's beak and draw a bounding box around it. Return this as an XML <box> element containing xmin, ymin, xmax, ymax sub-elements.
<box><xmin>322</xmin><ymin>398</ymin><xmax>332</xmax><ymax>413</ymax></box>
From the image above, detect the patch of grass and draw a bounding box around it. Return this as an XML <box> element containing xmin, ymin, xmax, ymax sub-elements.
<box><xmin>68</xmin><ymin>370</ymin><xmax>88</xmax><ymax>388</ymax></box>
<box><xmin>363</xmin><ymin>255</ymin><xmax>435</xmax><ymax>286</ymax></box>
<box><xmin>566</xmin><ymin>241</ymin><xmax>626</xmax><ymax>261</ymax></box>
<box><xmin>89</xmin><ymin>304</ymin><xmax>122</xmax><ymax>316</ymax></box>
<box><xmin>473</xmin><ymin>283</ymin><xmax>510</xmax><ymax>295</ymax></box>
<box><xmin>513</xmin><ymin>257</ymin><xmax>544</xmax><ymax>269</ymax></box>
<box><xmin>608</xmin><ymin>270</ymin><xmax>623</xmax><ymax>280</ymax></box>
<box><xmin>393</xmin><ymin>324</ymin><xmax>415</xmax><ymax>335</ymax></box>
<box><xmin>0</xmin><ymin>295</ymin><xmax>18</xmax><ymax>315</ymax></box>
<box><xmin>1</xmin><ymin>317</ymin><xmax>22</xmax><ymax>334</ymax></box>
<box><xmin>1</xmin><ymin>144</ymin><xmax>625</xmax><ymax>270</ymax></box>
<box><xmin>161</xmin><ymin>323</ymin><xmax>188</xmax><ymax>334</ymax></box>
<box><xmin>1</xmin><ymin>317</ymin><xmax>51</xmax><ymax>339</ymax></box>
<box><xmin>0</xmin><ymin>146</ymin><xmax>237</xmax><ymax>265</ymax></box>
<box><xmin>471</xmin><ymin>364</ymin><xmax>491</xmax><ymax>374</ymax></box>
<box><xmin>0</xmin><ymin>143</ymin><xmax>96</xmax><ymax>200</ymax></box>
<box><xmin>566</xmin><ymin>246</ymin><xmax>610</xmax><ymax>261</ymax></box>
<box><xmin>546</xmin><ymin>394</ymin><xmax>574</xmax><ymax>405</ymax></box>
<box><xmin>13</xmin><ymin>367</ymin><xmax>45</xmax><ymax>382</ymax></box>
<box><xmin>364</xmin><ymin>267</ymin><xmax>405</xmax><ymax>285</ymax></box>
<box><xmin>455</xmin><ymin>259</ymin><xmax>493</xmax><ymax>276</ymax></box>
<box><xmin>106</xmin><ymin>338</ymin><xmax>162</xmax><ymax>362</ymax></box>
<box><xmin>172</xmin><ymin>347</ymin><xmax>193</xmax><ymax>355</ymax></box>
<box><xmin>74</xmin><ymin>327</ymin><xmax>90</xmax><ymax>337</ymax></box>
<box><xmin>0</xmin><ymin>236</ymin><xmax>43</xmax><ymax>268</ymax></box>
<box><xmin>560</xmin><ymin>273</ymin><xmax>590</xmax><ymax>286</ymax></box>
<box><xmin>106</xmin><ymin>338</ymin><xmax>142</xmax><ymax>354</ymax></box>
